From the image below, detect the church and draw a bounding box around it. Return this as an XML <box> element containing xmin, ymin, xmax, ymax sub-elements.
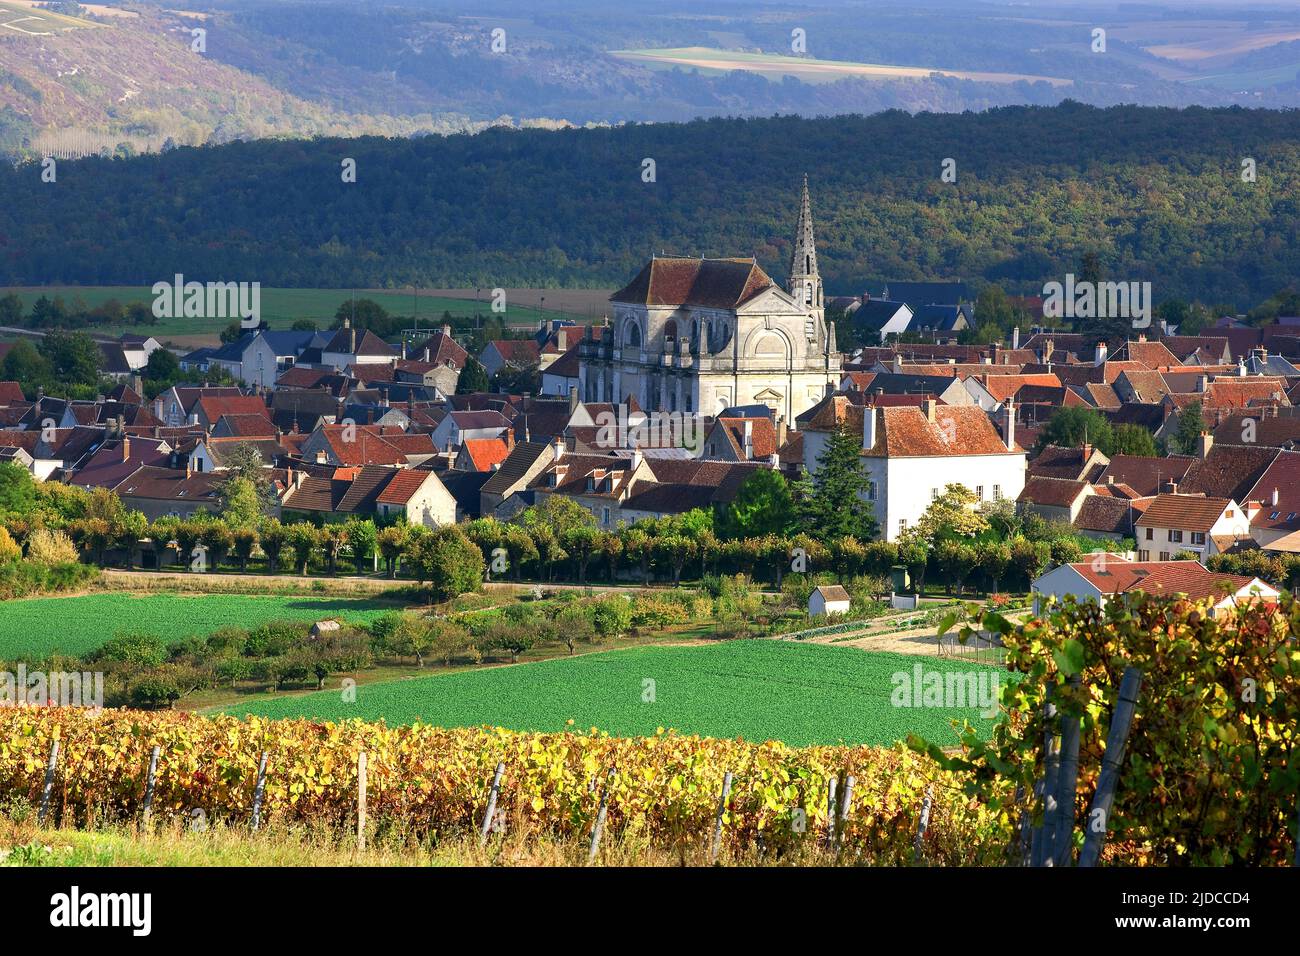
<box><xmin>577</xmin><ymin>177</ymin><xmax>841</xmax><ymax>424</ymax></box>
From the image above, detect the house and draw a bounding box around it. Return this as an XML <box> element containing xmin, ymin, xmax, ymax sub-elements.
<box><xmin>480</xmin><ymin>340</ymin><xmax>541</xmax><ymax>379</ymax></box>
<box><xmin>1134</xmin><ymin>493</ymin><xmax>1251</xmax><ymax>561</ymax></box>
<box><xmin>455</xmin><ymin>436</ymin><xmax>513</xmax><ymax>473</ymax></box>
<box><xmin>1018</xmin><ymin>476</ymin><xmax>1094</xmax><ymax>523</ymax></box>
<box><xmin>881</xmin><ymin>281</ymin><xmax>968</xmax><ymax>306</ymax></box>
<box><xmin>478</xmin><ymin>441</ymin><xmax>555</xmax><ymax>519</ymax></box>
<box><xmin>320</xmin><ymin>320</ymin><xmax>397</xmax><ymax>372</ymax></box>
<box><xmin>430</xmin><ymin>410</ymin><xmax>512</xmax><ymax>453</ymax></box>
<box><xmin>1032</xmin><ymin>556</ymin><xmax>1278</xmax><ymax>619</ymax></box>
<box><xmin>374</xmin><ymin>469</ymin><xmax>456</xmax><ymax>527</ymax></box>
<box><xmin>809</xmin><ymin>585</ymin><xmax>851</xmax><ymax>617</ymax></box>
<box><xmin>401</xmin><ymin>326</ymin><xmax>468</xmax><ymax>396</ymax></box>
<box><xmin>1240</xmin><ymin>450</ymin><xmax>1300</xmax><ymax>553</ymax></box>
<box><xmin>857</xmin><ymin>399</ymin><xmax>1027</xmax><ymax>542</ymax></box>
<box><xmin>115</xmin><ymin>464</ymin><xmax>225</xmax><ymax>520</ymax></box>
<box><xmin>852</xmin><ymin>300</ymin><xmax>913</xmax><ymax>342</ymax></box>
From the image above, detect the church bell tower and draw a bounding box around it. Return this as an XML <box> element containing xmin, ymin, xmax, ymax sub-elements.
<box><xmin>788</xmin><ymin>174</ymin><xmax>824</xmax><ymax>325</ymax></box>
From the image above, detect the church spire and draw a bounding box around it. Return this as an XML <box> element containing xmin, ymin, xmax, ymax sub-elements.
<box><xmin>789</xmin><ymin>173</ymin><xmax>818</xmax><ymax>280</ymax></box>
<box><xmin>787</xmin><ymin>174</ymin><xmax>823</xmax><ymax>324</ymax></box>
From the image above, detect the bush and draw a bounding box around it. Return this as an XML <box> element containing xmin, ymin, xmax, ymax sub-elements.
<box><xmin>0</xmin><ymin>527</ymin><xmax>20</xmax><ymax>564</ymax></box>
<box><xmin>128</xmin><ymin>675</ymin><xmax>180</xmax><ymax>710</ymax></box>
<box><xmin>94</xmin><ymin>631</ymin><xmax>167</xmax><ymax>668</ymax></box>
<box><xmin>26</xmin><ymin>528</ymin><xmax>79</xmax><ymax>564</ymax></box>
<box><xmin>630</xmin><ymin>595</ymin><xmax>690</xmax><ymax>629</ymax></box>
<box><xmin>243</xmin><ymin>620</ymin><xmax>306</xmax><ymax>658</ymax></box>
<box><xmin>589</xmin><ymin>595</ymin><xmax>631</xmax><ymax>641</ymax></box>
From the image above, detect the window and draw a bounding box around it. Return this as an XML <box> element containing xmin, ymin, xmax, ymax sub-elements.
<box><xmin>1145</xmin><ymin>527</ymin><xmax>1154</xmax><ymax>541</ymax></box>
<box><xmin>898</xmin><ymin>519</ymin><xmax>907</xmax><ymax>535</ymax></box>
<box><xmin>993</xmin><ymin>485</ymin><xmax>1002</xmax><ymax>501</ymax></box>
<box><xmin>931</xmin><ymin>488</ymin><xmax>940</xmax><ymax>501</ymax></box>
<box><xmin>1169</xmin><ymin>530</ymin><xmax>1183</xmax><ymax>543</ymax></box>
<box><xmin>976</xmin><ymin>485</ymin><xmax>984</xmax><ymax>500</ymax></box>
<box><xmin>1159</xmin><ymin>552</ymin><xmax>1170</xmax><ymax>561</ymax></box>
<box><xmin>602</xmin><ymin>507</ymin><xmax>610</xmax><ymax>526</ymax></box>
<box><xmin>1138</xmin><ymin>550</ymin><xmax>1150</xmax><ymax>561</ymax></box>
<box><xmin>867</xmin><ymin>481</ymin><xmax>878</xmax><ymax>501</ymax></box>
<box><xmin>1191</xmin><ymin>532</ymin><xmax>1205</xmax><ymax>545</ymax></box>
<box><xmin>1225</xmin><ymin>509</ymin><xmax>1234</xmax><ymax>518</ymax></box>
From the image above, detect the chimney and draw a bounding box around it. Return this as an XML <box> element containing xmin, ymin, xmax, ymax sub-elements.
<box><xmin>1043</xmin><ymin>338</ymin><xmax>1054</xmax><ymax>363</ymax></box>
<box><xmin>1081</xmin><ymin>441</ymin><xmax>1092</xmax><ymax>460</ymax></box>
<box><xmin>1003</xmin><ymin>399</ymin><xmax>1016</xmax><ymax>451</ymax></box>
<box><xmin>442</xmin><ymin>324</ymin><xmax>451</xmax><ymax>337</ymax></box>
<box><xmin>1012</xmin><ymin>326</ymin><xmax>1020</xmax><ymax>350</ymax></box>
<box><xmin>568</xmin><ymin>385</ymin><xmax>578</xmax><ymax>414</ymax></box>
<box><xmin>316</xmin><ymin>450</ymin><xmax>327</xmax><ymax>464</ymax></box>
<box><xmin>401</xmin><ymin>340</ymin><xmax>407</xmax><ymax>361</ymax></box>
<box><xmin>381</xmin><ymin>389</ymin><xmax>390</xmax><ymax>409</ymax></box>
<box><xmin>121</xmin><ymin>435</ymin><xmax>131</xmax><ymax>461</ymax></box>
<box><xmin>185</xmin><ymin>456</ymin><xmax>193</xmax><ymax>477</ymax></box>
<box><xmin>1273</xmin><ymin>487</ymin><xmax>1280</xmax><ymax>507</ymax></box>
<box><xmin>769</xmin><ymin>452</ymin><xmax>780</xmax><ymax>469</ymax></box>
<box><xmin>742</xmin><ymin>419</ymin><xmax>754</xmax><ymax>459</ymax></box>
<box><xmin>925</xmin><ymin>399</ymin><xmax>937</xmax><ymax>424</ymax></box>
<box><xmin>1164</xmin><ymin>479</ymin><xmax>1178</xmax><ymax>494</ymax></box>
<box><xmin>1094</xmin><ymin>341</ymin><xmax>1108</xmax><ymax>366</ymax></box>
<box><xmin>552</xmin><ymin>436</ymin><xmax>565</xmax><ymax>462</ymax></box>
<box><xmin>892</xmin><ymin>354</ymin><xmax>903</xmax><ymax>373</ymax></box>
<box><xmin>862</xmin><ymin>404</ymin><xmax>878</xmax><ymax>451</ymax></box>
<box><xmin>557</xmin><ymin>329</ymin><xmax>568</xmax><ymax>351</ymax></box>
<box><xmin>505</xmin><ymin>429</ymin><xmax>515</xmax><ymax>452</ymax></box>
<box><xmin>1197</xmin><ymin>375</ymin><xmax>1209</xmax><ymax>393</ymax></box>
<box><xmin>1196</xmin><ymin>432</ymin><xmax>1214</xmax><ymax>459</ymax></box>
<box><xmin>777</xmin><ymin>416</ymin><xmax>788</xmax><ymax>449</ymax></box>
<box><xmin>1238</xmin><ymin>359</ymin><xmax>1248</xmax><ymax>377</ymax></box>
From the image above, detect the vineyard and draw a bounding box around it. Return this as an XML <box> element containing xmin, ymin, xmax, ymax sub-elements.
<box><xmin>0</xmin><ymin>707</ymin><xmax>1004</xmax><ymax>865</ymax></box>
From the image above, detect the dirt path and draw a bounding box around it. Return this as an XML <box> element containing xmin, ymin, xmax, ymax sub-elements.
<box><xmin>780</xmin><ymin>608</ymin><xmax>1031</xmax><ymax>658</ymax></box>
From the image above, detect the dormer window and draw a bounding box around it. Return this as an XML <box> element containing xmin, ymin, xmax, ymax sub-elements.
<box><xmin>586</xmin><ymin>476</ymin><xmax>596</xmax><ymax>492</ymax></box>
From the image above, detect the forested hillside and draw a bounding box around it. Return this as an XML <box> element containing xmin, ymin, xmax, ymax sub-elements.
<box><xmin>5</xmin><ymin>104</ymin><xmax>1300</xmax><ymax>309</ymax></box>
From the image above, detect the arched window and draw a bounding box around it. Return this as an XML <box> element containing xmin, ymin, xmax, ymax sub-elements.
<box><xmin>663</xmin><ymin>319</ymin><xmax>678</xmax><ymax>348</ymax></box>
<box><xmin>624</xmin><ymin>321</ymin><xmax>641</xmax><ymax>349</ymax></box>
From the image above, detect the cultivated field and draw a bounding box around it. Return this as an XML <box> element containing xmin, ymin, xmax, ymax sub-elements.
<box><xmin>223</xmin><ymin>639</ymin><xmax>1000</xmax><ymax>747</ymax></box>
<box><xmin>0</xmin><ymin>286</ymin><xmax>605</xmax><ymax>343</ymax></box>
<box><xmin>611</xmin><ymin>46</ymin><xmax>1072</xmax><ymax>87</ymax></box>
<box><xmin>0</xmin><ymin>592</ymin><xmax>399</xmax><ymax>658</ymax></box>
<box><xmin>0</xmin><ymin>0</ymin><xmax>102</xmax><ymax>35</ymax></box>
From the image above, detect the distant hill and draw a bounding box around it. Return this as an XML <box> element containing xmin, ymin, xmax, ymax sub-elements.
<box><xmin>4</xmin><ymin>104</ymin><xmax>1300</xmax><ymax>310</ymax></box>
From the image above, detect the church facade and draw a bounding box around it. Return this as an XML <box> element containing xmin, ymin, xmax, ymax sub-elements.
<box><xmin>577</xmin><ymin>178</ymin><xmax>841</xmax><ymax>424</ymax></box>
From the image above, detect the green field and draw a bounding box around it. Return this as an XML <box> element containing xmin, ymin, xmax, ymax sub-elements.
<box><xmin>0</xmin><ymin>1</ymin><xmax>102</xmax><ymax>35</ymax></box>
<box><xmin>224</xmin><ymin>640</ymin><xmax>1003</xmax><ymax>747</ymax></box>
<box><xmin>0</xmin><ymin>287</ymin><xmax>574</xmax><ymax>339</ymax></box>
<box><xmin>0</xmin><ymin>592</ymin><xmax>398</xmax><ymax>659</ymax></box>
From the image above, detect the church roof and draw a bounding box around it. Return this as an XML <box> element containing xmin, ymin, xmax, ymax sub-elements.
<box><xmin>610</xmin><ymin>257</ymin><xmax>774</xmax><ymax>310</ymax></box>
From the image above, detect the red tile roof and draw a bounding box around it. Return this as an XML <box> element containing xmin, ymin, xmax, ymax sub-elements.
<box><xmin>612</xmin><ymin>256</ymin><xmax>774</xmax><ymax>309</ymax></box>
<box><xmin>376</xmin><ymin>469</ymin><xmax>434</xmax><ymax>506</ymax></box>
<box><xmin>462</xmin><ymin>437</ymin><xmax>511</xmax><ymax>471</ymax></box>
<box><xmin>865</xmin><ymin>405</ymin><xmax>1018</xmax><ymax>457</ymax></box>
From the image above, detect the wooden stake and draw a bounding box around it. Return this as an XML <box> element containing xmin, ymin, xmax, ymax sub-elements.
<box><xmin>709</xmin><ymin>771</ymin><xmax>733</xmax><ymax>863</ymax></box>
<box><xmin>38</xmin><ymin>740</ymin><xmax>59</xmax><ymax>827</ymax></box>
<box><xmin>913</xmin><ymin>784</ymin><xmax>934</xmax><ymax>864</ymax></box>
<box><xmin>837</xmin><ymin>775</ymin><xmax>856</xmax><ymax>849</ymax></box>
<box><xmin>250</xmin><ymin>751</ymin><xmax>269</xmax><ymax>832</ymax></box>
<box><xmin>141</xmin><ymin>745</ymin><xmax>161</xmax><ymax>829</ymax></box>
<box><xmin>1053</xmin><ymin>675</ymin><xmax>1083</xmax><ymax>867</ymax></box>
<box><xmin>587</xmin><ymin>768</ymin><xmax>615</xmax><ymax>864</ymax></box>
<box><xmin>825</xmin><ymin>775</ymin><xmax>838</xmax><ymax>848</ymax></box>
<box><xmin>356</xmin><ymin>751</ymin><xmax>368</xmax><ymax>851</ymax></box>
<box><xmin>480</xmin><ymin>762</ymin><xmax>505</xmax><ymax>847</ymax></box>
<box><xmin>1079</xmin><ymin>667</ymin><xmax>1142</xmax><ymax>868</ymax></box>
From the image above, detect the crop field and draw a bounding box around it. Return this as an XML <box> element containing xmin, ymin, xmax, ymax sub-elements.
<box><xmin>0</xmin><ymin>0</ymin><xmax>101</xmax><ymax>35</ymax></box>
<box><xmin>611</xmin><ymin>47</ymin><xmax>1071</xmax><ymax>87</ymax></box>
<box><xmin>0</xmin><ymin>286</ymin><xmax>581</xmax><ymax>341</ymax></box>
<box><xmin>225</xmin><ymin>640</ymin><xmax>1003</xmax><ymax>747</ymax></box>
<box><xmin>0</xmin><ymin>592</ymin><xmax>398</xmax><ymax>659</ymax></box>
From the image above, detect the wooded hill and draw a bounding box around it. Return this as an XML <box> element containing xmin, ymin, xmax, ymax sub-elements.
<box><xmin>5</xmin><ymin>103</ymin><xmax>1300</xmax><ymax>309</ymax></box>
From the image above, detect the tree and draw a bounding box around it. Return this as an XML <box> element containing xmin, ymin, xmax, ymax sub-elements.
<box><xmin>144</xmin><ymin>347</ymin><xmax>179</xmax><ymax>381</ymax></box>
<box><xmin>220</xmin><ymin>476</ymin><xmax>265</xmax><ymax>529</ymax></box>
<box><xmin>1109</xmin><ymin>423</ymin><xmax>1157</xmax><ymax>457</ymax></box>
<box><xmin>344</xmin><ymin>518</ymin><xmax>377</xmax><ymax>575</ymax></box>
<box><xmin>1036</xmin><ymin>406</ymin><xmax>1113</xmax><ymax>455</ymax></box>
<box><xmin>259</xmin><ymin>519</ymin><xmax>289</xmax><ymax>574</ymax></box>
<box><xmin>377</xmin><ymin>524</ymin><xmax>410</xmax><ymax>579</ymax></box>
<box><xmin>406</xmin><ymin>527</ymin><xmax>484</xmax><ymax>602</ymax></box>
<box><xmin>231</xmin><ymin>527</ymin><xmax>258</xmax><ymax>572</ymax></box>
<box><xmin>798</xmin><ymin>423</ymin><xmax>877</xmax><ymax>539</ymax></box>
<box><xmin>0</xmin><ymin>293</ymin><xmax>22</xmax><ymax>326</ymax></box>
<box><xmin>1</xmin><ymin>339</ymin><xmax>50</xmax><ymax>391</ymax></box>
<box><xmin>1172</xmin><ymin>401</ymin><xmax>1207</xmax><ymax>456</ymax></box>
<box><xmin>717</xmin><ymin>468</ymin><xmax>794</xmax><ymax>539</ymax></box>
<box><xmin>38</xmin><ymin>329</ymin><xmax>101</xmax><ymax>387</ymax></box>
<box><xmin>287</xmin><ymin>523</ymin><xmax>318</xmax><ymax>575</ymax></box>
<box><xmin>910</xmin><ymin>484</ymin><xmax>988</xmax><ymax>546</ymax></box>
<box><xmin>457</xmin><ymin>357</ymin><xmax>490</xmax><ymax>394</ymax></box>
<box><xmin>334</xmin><ymin>299</ymin><xmax>390</xmax><ymax>330</ymax></box>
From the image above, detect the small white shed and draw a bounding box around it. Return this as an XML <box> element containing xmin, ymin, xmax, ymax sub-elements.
<box><xmin>809</xmin><ymin>585</ymin><xmax>851</xmax><ymax>617</ymax></box>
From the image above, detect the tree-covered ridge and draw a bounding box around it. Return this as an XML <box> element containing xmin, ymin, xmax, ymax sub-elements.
<box><xmin>4</xmin><ymin>104</ymin><xmax>1300</xmax><ymax>308</ymax></box>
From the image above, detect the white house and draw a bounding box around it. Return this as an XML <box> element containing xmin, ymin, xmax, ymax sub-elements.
<box><xmin>430</xmin><ymin>409</ymin><xmax>512</xmax><ymax>453</ymax></box>
<box><xmin>1031</xmin><ymin>556</ymin><xmax>1278</xmax><ymax>619</ymax></box>
<box><xmin>858</xmin><ymin>399</ymin><xmax>1027</xmax><ymax>542</ymax></box>
<box><xmin>1134</xmin><ymin>493</ymin><xmax>1251</xmax><ymax>562</ymax></box>
<box><xmin>375</xmin><ymin>469</ymin><xmax>456</xmax><ymax>527</ymax></box>
<box><xmin>809</xmin><ymin>584</ymin><xmax>851</xmax><ymax>617</ymax></box>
